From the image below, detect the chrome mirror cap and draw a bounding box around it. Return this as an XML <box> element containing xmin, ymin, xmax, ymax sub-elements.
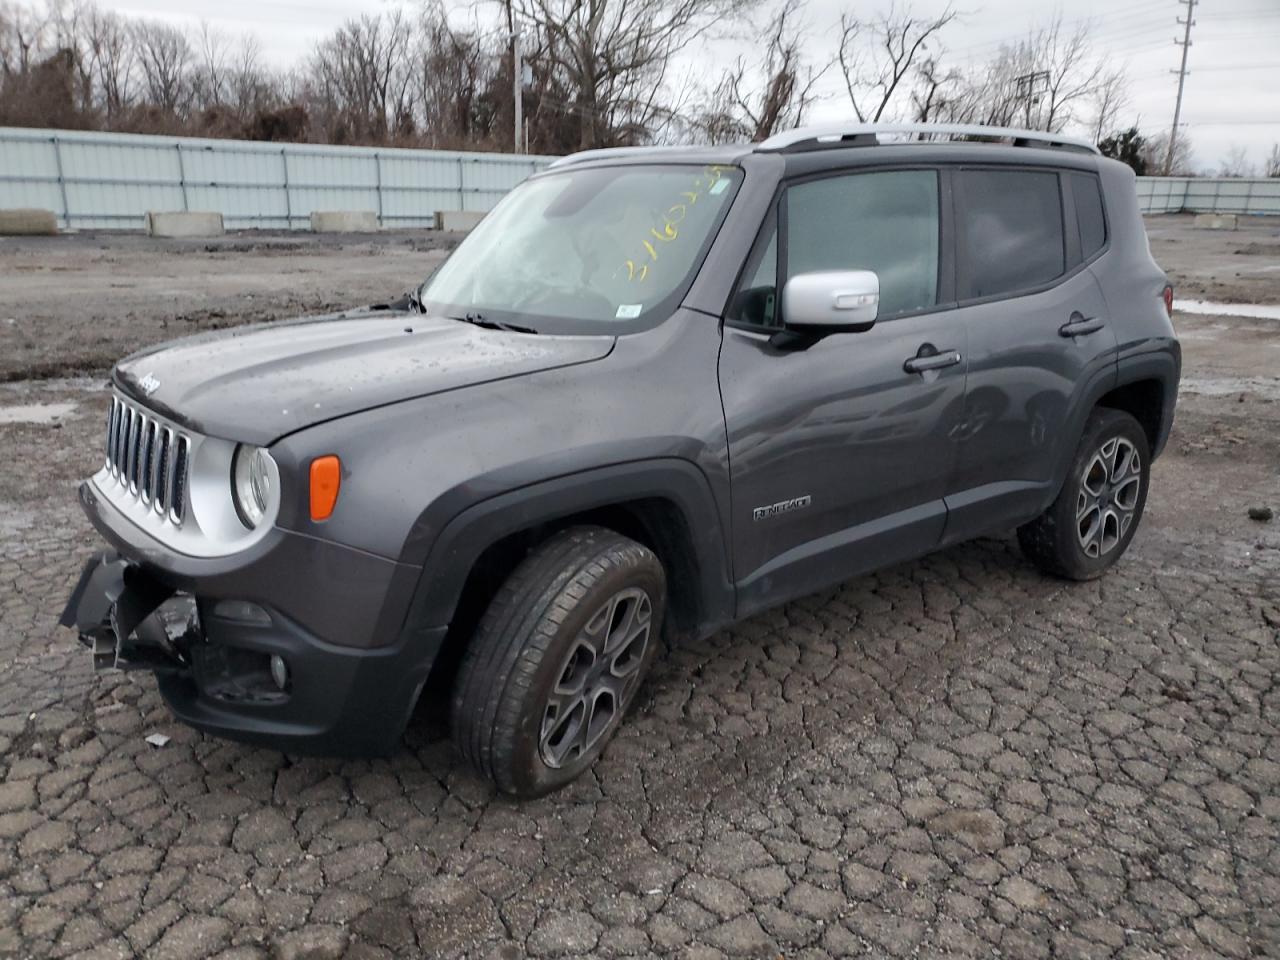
<box><xmin>782</xmin><ymin>270</ymin><xmax>880</xmax><ymax>332</ymax></box>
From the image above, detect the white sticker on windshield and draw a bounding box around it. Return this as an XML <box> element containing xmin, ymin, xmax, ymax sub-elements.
<box><xmin>616</xmin><ymin>304</ymin><xmax>643</xmax><ymax>319</ymax></box>
<box><xmin>709</xmin><ymin>178</ymin><xmax>730</xmax><ymax>195</ymax></box>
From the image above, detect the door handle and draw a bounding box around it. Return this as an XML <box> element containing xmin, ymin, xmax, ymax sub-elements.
<box><xmin>903</xmin><ymin>350</ymin><xmax>962</xmax><ymax>374</ymax></box>
<box><xmin>1059</xmin><ymin>312</ymin><xmax>1105</xmax><ymax>337</ymax></box>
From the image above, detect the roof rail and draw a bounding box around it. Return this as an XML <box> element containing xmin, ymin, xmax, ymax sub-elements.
<box><xmin>547</xmin><ymin>145</ymin><xmax>697</xmax><ymax>168</ymax></box>
<box><xmin>756</xmin><ymin>123</ymin><xmax>1100</xmax><ymax>155</ymax></box>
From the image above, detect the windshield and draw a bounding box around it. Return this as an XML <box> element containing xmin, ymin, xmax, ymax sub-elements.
<box><xmin>420</xmin><ymin>163</ymin><xmax>742</xmax><ymax>333</ymax></box>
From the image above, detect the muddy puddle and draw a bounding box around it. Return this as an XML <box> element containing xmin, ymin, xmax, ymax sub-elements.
<box><xmin>0</xmin><ymin>401</ymin><xmax>80</xmax><ymax>425</ymax></box>
<box><xmin>1177</xmin><ymin>299</ymin><xmax>1280</xmax><ymax>321</ymax></box>
<box><xmin>1180</xmin><ymin>376</ymin><xmax>1280</xmax><ymax>402</ymax></box>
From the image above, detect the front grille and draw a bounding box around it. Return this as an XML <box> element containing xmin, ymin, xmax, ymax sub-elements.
<box><xmin>105</xmin><ymin>395</ymin><xmax>190</xmax><ymax>525</ymax></box>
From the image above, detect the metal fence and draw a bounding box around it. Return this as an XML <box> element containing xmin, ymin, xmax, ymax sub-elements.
<box><xmin>5</xmin><ymin>126</ymin><xmax>1280</xmax><ymax>229</ymax></box>
<box><xmin>0</xmin><ymin>126</ymin><xmax>556</xmax><ymax>230</ymax></box>
<box><xmin>1135</xmin><ymin>176</ymin><xmax>1280</xmax><ymax>216</ymax></box>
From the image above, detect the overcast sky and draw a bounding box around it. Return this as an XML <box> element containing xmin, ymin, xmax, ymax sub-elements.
<box><xmin>101</xmin><ymin>0</ymin><xmax>1280</xmax><ymax>170</ymax></box>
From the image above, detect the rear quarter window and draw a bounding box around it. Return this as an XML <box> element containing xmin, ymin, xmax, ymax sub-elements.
<box><xmin>1070</xmin><ymin>172</ymin><xmax>1107</xmax><ymax>259</ymax></box>
<box><xmin>958</xmin><ymin>169</ymin><xmax>1065</xmax><ymax>300</ymax></box>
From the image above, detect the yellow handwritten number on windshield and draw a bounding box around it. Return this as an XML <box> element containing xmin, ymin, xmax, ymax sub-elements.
<box><xmin>620</xmin><ymin>167</ymin><xmax>724</xmax><ymax>284</ymax></box>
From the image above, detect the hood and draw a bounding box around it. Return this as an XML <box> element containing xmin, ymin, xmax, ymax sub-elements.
<box><xmin>115</xmin><ymin>308</ymin><xmax>615</xmax><ymax>444</ymax></box>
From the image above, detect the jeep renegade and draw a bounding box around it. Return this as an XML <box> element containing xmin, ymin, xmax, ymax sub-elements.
<box><xmin>63</xmin><ymin>123</ymin><xmax>1180</xmax><ymax>797</ymax></box>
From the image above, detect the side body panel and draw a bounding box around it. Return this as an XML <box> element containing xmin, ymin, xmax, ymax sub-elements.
<box><xmin>271</xmin><ymin>309</ymin><xmax>736</xmax><ymax>636</ymax></box>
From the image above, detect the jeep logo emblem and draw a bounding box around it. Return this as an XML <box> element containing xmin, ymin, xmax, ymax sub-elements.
<box><xmin>138</xmin><ymin>373</ymin><xmax>161</xmax><ymax>397</ymax></box>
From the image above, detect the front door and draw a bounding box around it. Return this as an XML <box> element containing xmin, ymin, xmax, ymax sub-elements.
<box><xmin>719</xmin><ymin>168</ymin><xmax>967</xmax><ymax>618</ymax></box>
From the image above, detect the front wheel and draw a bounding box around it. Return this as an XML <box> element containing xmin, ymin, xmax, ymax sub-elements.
<box><xmin>1018</xmin><ymin>407</ymin><xmax>1151</xmax><ymax>581</ymax></box>
<box><xmin>450</xmin><ymin>526</ymin><xmax>665</xmax><ymax>797</ymax></box>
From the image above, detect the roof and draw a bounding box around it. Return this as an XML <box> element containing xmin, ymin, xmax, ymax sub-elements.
<box><xmin>546</xmin><ymin>122</ymin><xmax>1100</xmax><ymax>171</ymax></box>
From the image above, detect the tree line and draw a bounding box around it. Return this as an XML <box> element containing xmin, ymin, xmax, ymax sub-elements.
<box><xmin>1</xmin><ymin>0</ymin><xmax>1270</xmax><ymax>174</ymax></box>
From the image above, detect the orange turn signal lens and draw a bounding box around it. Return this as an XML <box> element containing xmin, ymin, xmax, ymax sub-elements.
<box><xmin>309</xmin><ymin>455</ymin><xmax>341</xmax><ymax>521</ymax></box>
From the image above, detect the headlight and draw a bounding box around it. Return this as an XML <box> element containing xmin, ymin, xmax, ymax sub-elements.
<box><xmin>231</xmin><ymin>444</ymin><xmax>277</xmax><ymax>529</ymax></box>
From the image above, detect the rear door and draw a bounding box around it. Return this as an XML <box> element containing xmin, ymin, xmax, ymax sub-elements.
<box><xmin>719</xmin><ymin>167</ymin><xmax>968</xmax><ymax>617</ymax></box>
<box><xmin>942</xmin><ymin>165</ymin><xmax>1118</xmax><ymax>543</ymax></box>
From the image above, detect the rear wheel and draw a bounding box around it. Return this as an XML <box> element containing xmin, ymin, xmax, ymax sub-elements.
<box><xmin>1018</xmin><ymin>407</ymin><xmax>1150</xmax><ymax>580</ymax></box>
<box><xmin>450</xmin><ymin>526</ymin><xmax>665</xmax><ymax>797</ymax></box>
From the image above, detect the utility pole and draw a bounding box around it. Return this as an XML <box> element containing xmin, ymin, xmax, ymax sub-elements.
<box><xmin>1165</xmin><ymin>0</ymin><xmax>1196</xmax><ymax>176</ymax></box>
<box><xmin>512</xmin><ymin>29</ymin><xmax>523</xmax><ymax>154</ymax></box>
<box><xmin>1014</xmin><ymin>70</ymin><xmax>1050</xmax><ymax>129</ymax></box>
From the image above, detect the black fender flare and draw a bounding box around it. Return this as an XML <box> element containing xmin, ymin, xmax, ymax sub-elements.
<box><xmin>1115</xmin><ymin>343</ymin><xmax>1182</xmax><ymax>459</ymax></box>
<box><xmin>1047</xmin><ymin>342</ymin><xmax>1180</xmax><ymax>501</ymax></box>
<box><xmin>1046</xmin><ymin>359</ymin><xmax>1119</xmax><ymax>506</ymax></box>
<box><xmin>397</xmin><ymin>458</ymin><xmax>736</xmax><ymax>636</ymax></box>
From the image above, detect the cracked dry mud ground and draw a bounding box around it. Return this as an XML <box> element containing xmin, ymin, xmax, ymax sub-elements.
<box><xmin>2</xmin><ymin>219</ymin><xmax>1279</xmax><ymax>959</ymax></box>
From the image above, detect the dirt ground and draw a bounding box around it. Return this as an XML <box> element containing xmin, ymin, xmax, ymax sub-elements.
<box><xmin>0</xmin><ymin>231</ymin><xmax>459</xmax><ymax>382</ymax></box>
<box><xmin>0</xmin><ymin>214</ymin><xmax>1278</xmax><ymax>959</ymax></box>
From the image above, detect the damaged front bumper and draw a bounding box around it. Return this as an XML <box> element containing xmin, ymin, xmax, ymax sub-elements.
<box><xmin>65</xmin><ymin>483</ymin><xmax>449</xmax><ymax>757</ymax></box>
<box><xmin>61</xmin><ymin>551</ymin><xmax>191</xmax><ymax>674</ymax></box>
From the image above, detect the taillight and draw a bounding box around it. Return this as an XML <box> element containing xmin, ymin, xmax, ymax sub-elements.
<box><xmin>1162</xmin><ymin>284</ymin><xmax>1174</xmax><ymax>319</ymax></box>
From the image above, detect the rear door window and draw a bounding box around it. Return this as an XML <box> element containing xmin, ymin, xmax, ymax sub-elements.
<box><xmin>957</xmin><ymin>169</ymin><xmax>1065</xmax><ymax>300</ymax></box>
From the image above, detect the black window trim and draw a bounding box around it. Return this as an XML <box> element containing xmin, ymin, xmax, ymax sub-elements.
<box><xmin>724</xmin><ymin>162</ymin><xmax>953</xmax><ymax>332</ymax></box>
<box><xmin>724</xmin><ymin>160</ymin><xmax>1111</xmax><ymax>331</ymax></box>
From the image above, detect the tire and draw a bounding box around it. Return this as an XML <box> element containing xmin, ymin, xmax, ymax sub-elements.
<box><xmin>450</xmin><ymin>526</ymin><xmax>665</xmax><ymax>798</ymax></box>
<box><xmin>1017</xmin><ymin>407</ymin><xmax>1151</xmax><ymax>581</ymax></box>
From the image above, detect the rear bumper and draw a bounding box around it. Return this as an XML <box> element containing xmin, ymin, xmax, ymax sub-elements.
<box><xmin>70</xmin><ymin>483</ymin><xmax>446</xmax><ymax>756</ymax></box>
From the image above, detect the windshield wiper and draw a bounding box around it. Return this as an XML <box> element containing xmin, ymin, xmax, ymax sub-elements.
<box><xmin>448</xmin><ymin>311</ymin><xmax>539</xmax><ymax>335</ymax></box>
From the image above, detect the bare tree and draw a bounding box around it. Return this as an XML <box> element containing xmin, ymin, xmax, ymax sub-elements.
<box><xmin>1218</xmin><ymin>144</ymin><xmax>1254</xmax><ymax>178</ymax></box>
<box><xmin>1266</xmin><ymin>144</ymin><xmax>1280</xmax><ymax>178</ymax></box>
<box><xmin>513</xmin><ymin>0</ymin><xmax>753</xmax><ymax>151</ymax></box>
<box><xmin>307</xmin><ymin>11</ymin><xmax>415</xmax><ymax>143</ymax></box>
<box><xmin>1087</xmin><ymin>65</ymin><xmax>1128</xmax><ymax>144</ymax></box>
<box><xmin>1029</xmin><ymin>16</ymin><xmax>1109</xmax><ymax>133</ymax></box>
<box><xmin>132</xmin><ymin>19</ymin><xmax>191</xmax><ymax>116</ymax></box>
<box><xmin>1140</xmin><ymin>130</ymin><xmax>1193</xmax><ymax>177</ymax></box>
<box><xmin>907</xmin><ymin>15</ymin><xmax>1126</xmax><ymax>138</ymax></box>
<box><xmin>696</xmin><ymin>0</ymin><xmax>824</xmax><ymax>143</ymax></box>
<box><xmin>226</xmin><ymin>35</ymin><xmax>274</xmax><ymax>122</ymax></box>
<box><xmin>0</xmin><ymin>0</ymin><xmax>50</xmax><ymax>76</ymax></box>
<box><xmin>838</xmin><ymin>2</ymin><xmax>956</xmax><ymax>123</ymax></box>
<box><xmin>191</xmin><ymin>21</ymin><xmax>229</xmax><ymax>110</ymax></box>
<box><xmin>909</xmin><ymin>55</ymin><xmax>981</xmax><ymax>123</ymax></box>
<box><xmin>82</xmin><ymin>4</ymin><xmax>134</xmax><ymax>120</ymax></box>
<box><xmin>410</xmin><ymin>1</ymin><xmax>495</xmax><ymax>147</ymax></box>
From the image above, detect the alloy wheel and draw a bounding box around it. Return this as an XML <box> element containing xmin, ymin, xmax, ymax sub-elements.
<box><xmin>539</xmin><ymin>587</ymin><xmax>652</xmax><ymax>768</ymax></box>
<box><xmin>1076</xmin><ymin>436</ymin><xmax>1142</xmax><ymax>558</ymax></box>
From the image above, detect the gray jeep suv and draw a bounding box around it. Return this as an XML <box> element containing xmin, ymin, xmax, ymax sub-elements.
<box><xmin>64</xmin><ymin>124</ymin><xmax>1180</xmax><ymax>797</ymax></box>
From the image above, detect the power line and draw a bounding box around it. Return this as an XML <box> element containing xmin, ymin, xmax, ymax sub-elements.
<box><xmin>941</xmin><ymin>0</ymin><xmax>1171</xmax><ymax>60</ymax></box>
<box><xmin>1182</xmin><ymin>62</ymin><xmax>1280</xmax><ymax>70</ymax></box>
<box><xmin>1131</xmin><ymin>62</ymin><xmax>1280</xmax><ymax>80</ymax></box>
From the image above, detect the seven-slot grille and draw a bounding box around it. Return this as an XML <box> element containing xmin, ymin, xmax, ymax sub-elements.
<box><xmin>104</xmin><ymin>396</ymin><xmax>189</xmax><ymax>523</ymax></box>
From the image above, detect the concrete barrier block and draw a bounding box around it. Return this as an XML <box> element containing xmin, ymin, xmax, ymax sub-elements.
<box><xmin>145</xmin><ymin>211</ymin><xmax>224</xmax><ymax>238</ymax></box>
<box><xmin>435</xmin><ymin>210</ymin><xmax>486</xmax><ymax>232</ymax></box>
<box><xmin>0</xmin><ymin>209</ymin><xmax>58</xmax><ymax>235</ymax></box>
<box><xmin>1193</xmin><ymin>213</ymin><xmax>1238</xmax><ymax>230</ymax></box>
<box><xmin>310</xmin><ymin>210</ymin><xmax>380</xmax><ymax>233</ymax></box>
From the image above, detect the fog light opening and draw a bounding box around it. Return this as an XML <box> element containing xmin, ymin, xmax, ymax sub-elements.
<box><xmin>269</xmin><ymin>654</ymin><xmax>289</xmax><ymax>691</ymax></box>
<box><xmin>210</xmin><ymin>600</ymin><xmax>271</xmax><ymax>625</ymax></box>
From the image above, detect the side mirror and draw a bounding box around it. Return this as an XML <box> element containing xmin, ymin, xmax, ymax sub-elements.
<box><xmin>781</xmin><ymin>270</ymin><xmax>879</xmax><ymax>334</ymax></box>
